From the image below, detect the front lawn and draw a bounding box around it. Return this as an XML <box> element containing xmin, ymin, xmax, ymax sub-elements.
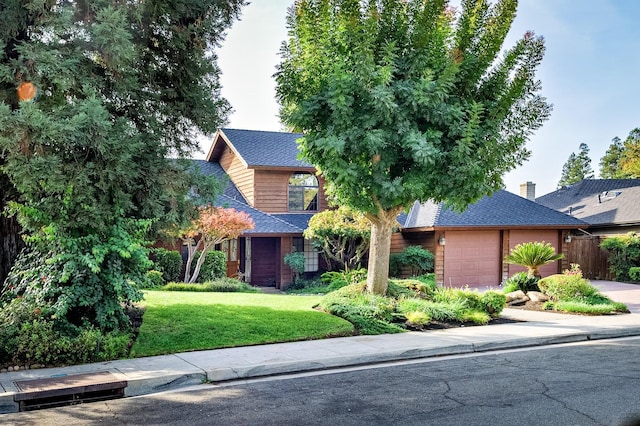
<box><xmin>130</xmin><ymin>291</ymin><xmax>354</xmax><ymax>357</ymax></box>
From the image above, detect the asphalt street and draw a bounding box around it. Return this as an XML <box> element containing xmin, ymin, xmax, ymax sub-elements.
<box><xmin>3</xmin><ymin>336</ymin><xmax>640</xmax><ymax>426</ymax></box>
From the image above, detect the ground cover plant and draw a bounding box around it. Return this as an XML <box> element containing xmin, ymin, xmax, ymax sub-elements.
<box><xmin>162</xmin><ymin>277</ymin><xmax>258</xmax><ymax>293</ymax></box>
<box><xmin>503</xmin><ymin>265</ymin><xmax>628</xmax><ymax>315</ymax></box>
<box><xmin>317</xmin><ymin>274</ymin><xmax>507</xmax><ymax>334</ymax></box>
<box><xmin>537</xmin><ymin>269</ymin><xmax>627</xmax><ymax>314</ymax></box>
<box><xmin>131</xmin><ymin>291</ymin><xmax>354</xmax><ymax>357</ymax></box>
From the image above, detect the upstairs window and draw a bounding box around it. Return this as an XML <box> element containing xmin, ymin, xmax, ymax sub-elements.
<box><xmin>288</xmin><ymin>172</ymin><xmax>318</xmax><ymax>212</ymax></box>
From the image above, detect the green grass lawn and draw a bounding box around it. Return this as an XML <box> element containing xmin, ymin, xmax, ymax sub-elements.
<box><xmin>130</xmin><ymin>291</ymin><xmax>355</xmax><ymax>357</ymax></box>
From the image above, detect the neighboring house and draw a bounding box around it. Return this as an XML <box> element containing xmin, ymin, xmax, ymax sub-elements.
<box><xmin>192</xmin><ymin>128</ymin><xmax>586</xmax><ymax>289</ymax></box>
<box><xmin>535</xmin><ymin>179</ymin><xmax>640</xmax><ymax>236</ymax></box>
<box><xmin>195</xmin><ymin>128</ymin><xmax>329</xmax><ymax>288</ymax></box>
<box><xmin>392</xmin><ymin>191</ymin><xmax>586</xmax><ymax>287</ymax></box>
<box><xmin>534</xmin><ymin>179</ymin><xmax>640</xmax><ymax>280</ymax></box>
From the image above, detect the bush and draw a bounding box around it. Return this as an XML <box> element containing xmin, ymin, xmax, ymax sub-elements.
<box><xmin>600</xmin><ymin>233</ymin><xmax>640</xmax><ymax>282</ymax></box>
<box><xmin>480</xmin><ymin>291</ymin><xmax>507</xmax><ymax>316</ymax></box>
<box><xmin>503</xmin><ymin>272</ymin><xmax>539</xmax><ymax>293</ymax></box>
<box><xmin>320</xmin><ymin>268</ymin><xmax>367</xmax><ymax>290</ymax></box>
<box><xmin>143</xmin><ymin>270</ymin><xmax>165</xmax><ymax>289</ymax></box>
<box><xmin>150</xmin><ymin>248</ymin><xmax>183</xmax><ymax>283</ymax></box>
<box><xmin>284</xmin><ymin>252</ymin><xmax>305</xmax><ymax>284</ymax></box>
<box><xmin>388</xmin><ymin>277</ymin><xmax>436</xmax><ymax>299</ymax></box>
<box><xmin>629</xmin><ymin>267</ymin><xmax>640</xmax><ymax>281</ymax></box>
<box><xmin>394</xmin><ymin>246</ymin><xmax>435</xmax><ymax>276</ymax></box>
<box><xmin>318</xmin><ymin>284</ymin><xmax>404</xmax><ymax>334</ymax></box>
<box><xmin>162</xmin><ymin>278</ymin><xmax>258</xmax><ymax>293</ymax></box>
<box><xmin>537</xmin><ymin>273</ymin><xmax>598</xmax><ymax>301</ymax></box>
<box><xmin>0</xmin><ymin>314</ymin><xmax>132</xmax><ymax>368</ymax></box>
<box><xmin>191</xmin><ymin>250</ymin><xmax>226</xmax><ymax>282</ymax></box>
<box><xmin>389</xmin><ymin>253</ymin><xmax>403</xmax><ymax>278</ymax></box>
<box><xmin>285</xmin><ymin>277</ymin><xmax>330</xmax><ymax>293</ymax></box>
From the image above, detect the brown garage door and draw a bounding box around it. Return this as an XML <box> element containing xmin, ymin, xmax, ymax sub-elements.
<box><xmin>508</xmin><ymin>230</ymin><xmax>560</xmax><ymax>278</ymax></box>
<box><xmin>444</xmin><ymin>231</ymin><xmax>501</xmax><ymax>288</ymax></box>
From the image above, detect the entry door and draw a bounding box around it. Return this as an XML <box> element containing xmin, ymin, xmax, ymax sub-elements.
<box><xmin>221</xmin><ymin>239</ymin><xmax>239</xmax><ymax>278</ymax></box>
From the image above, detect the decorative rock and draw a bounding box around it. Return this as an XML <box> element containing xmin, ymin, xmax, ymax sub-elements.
<box><xmin>506</xmin><ymin>290</ymin><xmax>529</xmax><ymax>304</ymax></box>
<box><xmin>13</xmin><ymin>365</ymin><xmax>20</xmax><ymax>371</ymax></box>
<box><xmin>1</xmin><ymin>368</ymin><xmax>7</xmax><ymax>373</ymax></box>
<box><xmin>6</xmin><ymin>367</ymin><xmax>13</xmax><ymax>372</ymax></box>
<box><xmin>31</xmin><ymin>364</ymin><xmax>42</xmax><ymax>369</ymax></box>
<box><xmin>527</xmin><ymin>291</ymin><xmax>550</xmax><ymax>303</ymax></box>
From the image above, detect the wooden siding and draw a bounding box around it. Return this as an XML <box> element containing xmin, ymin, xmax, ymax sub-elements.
<box><xmin>254</xmin><ymin>170</ymin><xmax>290</xmax><ymax>212</ymax></box>
<box><xmin>220</xmin><ymin>148</ymin><xmax>255</xmax><ymax>205</ymax></box>
<box><xmin>254</xmin><ymin>170</ymin><xmax>329</xmax><ymax>213</ymax></box>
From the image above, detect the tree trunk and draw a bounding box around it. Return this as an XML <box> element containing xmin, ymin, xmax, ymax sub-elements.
<box><xmin>0</xmin><ymin>214</ymin><xmax>24</xmax><ymax>286</ymax></box>
<box><xmin>366</xmin><ymin>209</ymin><xmax>400</xmax><ymax>294</ymax></box>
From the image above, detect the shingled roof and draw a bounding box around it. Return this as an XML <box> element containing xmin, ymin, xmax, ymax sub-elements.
<box><xmin>402</xmin><ymin>190</ymin><xmax>586</xmax><ymax>229</ymax></box>
<box><xmin>216</xmin><ymin>195</ymin><xmax>305</xmax><ymax>234</ymax></box>
<box><xmin>190</xmin><ymin>159</ymin><xmax>246</xmax><ymax>202</ymax></box>
<box><xmin>536</xmin><ymin>179</ymin><xmax>640</xmax><ymax>226</ymax></box>
<box><xmin>212</xmin><ymin>128</ymin><xmax>312</xmax><ymax>169</ymax></box>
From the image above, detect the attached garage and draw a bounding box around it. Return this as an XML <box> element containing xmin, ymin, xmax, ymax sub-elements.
<box><xmin>393</xmin><ymin>190</ymin><xmax>587</xmax><ymax>289</ymax></box>
<box><xmin>443</xmin><ymin>230</ymin><xmax>501</xmax><ymax>287</ymax></box>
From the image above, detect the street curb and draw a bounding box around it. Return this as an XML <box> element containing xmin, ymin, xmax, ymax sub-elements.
<box><xmin>3</xmin><ymin>327</ymin><xmax>640</xmax><ymax>414</ymax></box>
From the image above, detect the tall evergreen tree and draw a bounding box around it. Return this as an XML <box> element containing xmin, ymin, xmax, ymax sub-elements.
<box><xmin>599</xmin><ymin>136</ymin><xmax>625</xmax><ymax>179</ymax></box>
<box><xmin>0</xmin><ymin>1</ymin><xmax>245</xmax><ymax>332</ymax></box>
<box><xmin>619</xmin><ymin>128</ymin><xmax>640</xmax><ymax>178</ymax></box>
<box><xmin>276</xmin><ymin>0</ymin><xmax>551</xmax><ymax>294</ymax></box>
<box><xmin>557</xmin><ymin>143</ymin><xmax>594</xmax><ymax>188</ymax></box>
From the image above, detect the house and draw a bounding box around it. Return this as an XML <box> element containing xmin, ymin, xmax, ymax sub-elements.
<box><xmin>195</xmin><ymin>128</ymin><xmax>330</xmax><ymax>288</ymax></box>
<box><xmin>534</xmin><ymin>179</ymin><xmax>640</xmax><ymax>280</ymax></box>
<box><xmin>535</xmin><ymin>179</ymin><xmax>640</xmax><ymax>236</ymax></box>
<box><xmin>194</xmin><ymin>128</ymin><xmax>586</xmax><ymax>289</ymax></box>
<box><xmin>392</xmin><ymin>191</ymin><xmax>586</xmax><ymax>287</ymax></box>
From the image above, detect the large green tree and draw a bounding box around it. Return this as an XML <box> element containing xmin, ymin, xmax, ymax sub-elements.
<box><xmin>0</xmin><ymin>1</ymin><xmax>245</xmax><ymax>331</ymax></box>
<box><xmin>598</xmin><ymin>128</ymin><xmax>640</xmax><ymax>179</ymax></box>
<box><xmin>557</xmin><ymin>142</ymin><xmax>594</xmax><ymax>188</ymax></box>
<box><xmin>599</xmin><ymin>136</ymin><xmax>624</xmax><ymax>179</ymax></box>
<box><xmin>276</xmin><ymin>0</ymin><xmax>551</xmax><ymax>294</ymax></box>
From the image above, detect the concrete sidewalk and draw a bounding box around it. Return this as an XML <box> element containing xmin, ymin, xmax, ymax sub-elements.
<box><xmin>2</xmin><ymin>281</ymin><xmax>640</xmax><ymax>414</ymax></box>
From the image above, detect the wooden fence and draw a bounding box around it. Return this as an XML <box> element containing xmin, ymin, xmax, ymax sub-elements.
<box><xmin>566</xmin><ymin>235</ymin><xmax>613</xmax><ymax>281</ymax></box>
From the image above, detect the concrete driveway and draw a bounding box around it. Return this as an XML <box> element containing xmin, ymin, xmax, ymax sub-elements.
<box><xmin>593</xmin><ymin>280</ymin><xmax>640</xmax><ymax>313</ymax></box>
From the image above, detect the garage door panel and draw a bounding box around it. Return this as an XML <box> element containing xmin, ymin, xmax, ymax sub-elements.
<box><xmin>508</xmin><ymin>230</ymin><xmax>560</xmax><ymax>278</ymax></box>
<box><xmin>444</xmin><ymin>231</ymin><xmax>501</xmax><ymax>288</ymax></box>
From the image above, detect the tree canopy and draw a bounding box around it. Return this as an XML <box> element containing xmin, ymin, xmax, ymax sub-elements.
<box><xmin>598</xmin><ymin>128</ymin><xmax>640</xmax><ymax>179</ymax></box>
<box><xmin>182</xmin><ymin>206</ymin><xmax>254</xmax><ymax>283</ymax></box>
<box><xmin>276</xmin><ymin>0</ymin><xmax>551</xmax><ymax>294</ymax></box>
<box><xmin>304</xmin><ymin>206</ymin><xmax>371</xmax><ymax>271</ymax></box>
<box><xmin>557</xmin><ymin>143</ymin><xmax>594</xmax><ymax>188</ymax></box>
<box><xmin>0</xmin><ymin>1</ymin><xmax>245</xmax><ymax>333</ymax></box>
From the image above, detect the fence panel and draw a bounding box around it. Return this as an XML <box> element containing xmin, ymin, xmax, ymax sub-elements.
<box><xmin>567</xmin><ymin>236</ymin><xmax>613</xmax><ymax>280</ymax></box>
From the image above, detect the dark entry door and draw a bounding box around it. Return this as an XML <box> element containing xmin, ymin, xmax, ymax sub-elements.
<box><xmin>250</xmin><ymin>238</ymin><xmax>279</xmax><ymax>287</ymax></box>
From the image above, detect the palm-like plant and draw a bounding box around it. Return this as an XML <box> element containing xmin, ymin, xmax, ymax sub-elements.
<box><xmin>504</xmin><ymin>242</ymin><xmax>564</xmax><ymax>279</ymax></box>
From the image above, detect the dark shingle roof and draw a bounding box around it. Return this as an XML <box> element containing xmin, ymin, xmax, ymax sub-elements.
<box><xmin>221</xmin><ymin>128</ymin><xmax>312</xmax><ymax>169</ymax></box>
<box><xmin>216</xmin><ymin>195</ymin><xmax>305</xmax><ymax>234</ymax></box>
<box><xmin>402</xmin><ymin>190</ymin><xmax>586</xmax><ymax>228</ymax></box>
<box><xmin>536</xmin><ymin>179</ymin><xmax>640</xmax><ymax>226</ymax></box>
<box><xmin>190</xmin><ymin>159</ymin><xmax>246</xmax><ymax>202</ymax></box>
<box><xmin>271</xmin><ymin>213</ymin><xmax>315</xmax><ymax>231</ymax></box>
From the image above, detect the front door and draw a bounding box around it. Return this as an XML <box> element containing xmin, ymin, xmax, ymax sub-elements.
<box><xmin>220</xmin><ymin>239</ymin><xmax>239</xmax><ymax>278</ymax></box>
<box><xmin>250</xmin><ymin>238</ymin><xmax>279</xmax><ymax>287</ymax></box>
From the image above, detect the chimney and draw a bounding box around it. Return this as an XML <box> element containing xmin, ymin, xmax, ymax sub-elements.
<box><xmin>520</xmin><ymin>181</ymin><xmax>536</xmax><ymax>201</ymax></box>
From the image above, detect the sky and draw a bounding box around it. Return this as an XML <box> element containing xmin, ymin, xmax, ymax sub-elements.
<box><xmin>210</xmin><ymin>0</ymin><xmax>640</xmax><ymax>198</ymax></box>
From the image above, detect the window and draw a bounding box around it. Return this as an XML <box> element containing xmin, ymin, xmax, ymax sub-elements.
<box><xmin>288</xmin><ymin>172</ymin><xmax>318</xmax><ymax>211</ymax></box>
<box><xmin>292</xmin><ymin>237</ymin><xmax>319</xmax><ymax>272</ymax></box>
